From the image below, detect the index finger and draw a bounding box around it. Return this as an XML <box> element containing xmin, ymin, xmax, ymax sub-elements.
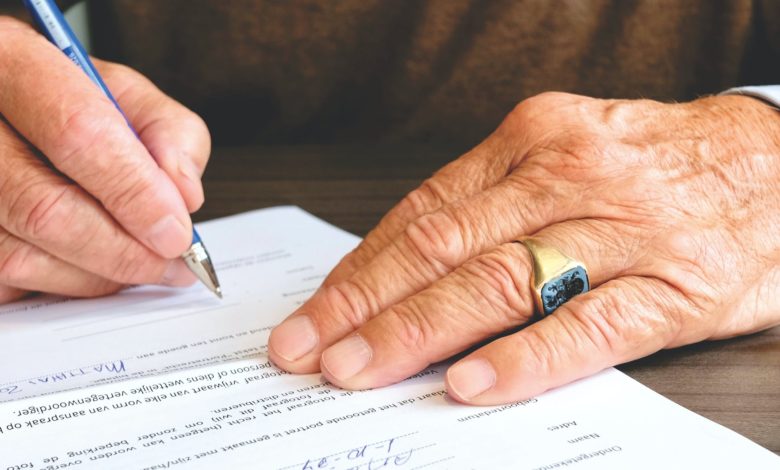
<box><xmin>0</xmin><ymin>20</ymin><xmax>191</xmax><ymax>258</ymax></box>
<box><xmin>320</xmin><ymin>138</ymin><xmax>517</xmax><ymax>287</ymax></box>
<box><xmin>95</xmin><ymin>59</ymin><xmax>211</xmax><ymax>213</ymax></box>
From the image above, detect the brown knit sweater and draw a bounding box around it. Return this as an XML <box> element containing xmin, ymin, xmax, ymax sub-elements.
<box><xmin>5</xmin><ymin>1</ymin><xmax>780</xmax><ymax>147</ymax></box>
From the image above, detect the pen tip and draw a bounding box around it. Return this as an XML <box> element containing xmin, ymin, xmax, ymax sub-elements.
<box><xmin>215</xmin><ymin>287</ymin><xmax>223</xmax><ymax>299</ymax></box>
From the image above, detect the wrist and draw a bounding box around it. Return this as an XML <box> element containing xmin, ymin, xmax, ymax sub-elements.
<box><xmin>721</xmin><ymin>85</ymin><xmax>780</xmax><ymax>110</ymax></box>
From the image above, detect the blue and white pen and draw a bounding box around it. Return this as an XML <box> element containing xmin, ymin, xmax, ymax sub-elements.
<box><xmin>22</xmin><ymin>0</ymin><xmax>222</xmax><ymax>298</ymax></box>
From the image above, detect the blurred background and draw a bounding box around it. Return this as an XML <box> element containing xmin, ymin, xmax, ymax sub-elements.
<box><xmin>57</xmin><ymin>0</ymin><xmax>780</xmax><ymax>151</ymax></box>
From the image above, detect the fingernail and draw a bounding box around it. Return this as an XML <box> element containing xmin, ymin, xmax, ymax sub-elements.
<box><xmin>146</xmin><ymin>214</ymin><xmax>190</xmax><ymax>258</ymax></box>
<box><xmin>321</xmin><ymin>335</ymin><xmax>372</xmax><ymax>382</ymax></box>
<box><xmin>161</xmin><ymin>259</ymin><xmax>197</xmax><ymax>287</ymax></box>
<box><xmin>447</xmin><ymin>358</ymin><xmax>496</xmax><ymax>400</ymax></box>
<box><xmin>270</xmin><ymin>315</ymin><xmax>319</xmax><ymax>362</ymax></box>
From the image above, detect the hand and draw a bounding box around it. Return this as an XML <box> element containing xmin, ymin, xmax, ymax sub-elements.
<box><xmin>269</xmin><ymin>91</ymin><xmax>780</xmax><ymax>405</ymax></box>
<box><xmin>0</xmin><ymin>17</ymin><xmax>211</xmax><ymax>303</ymax></box>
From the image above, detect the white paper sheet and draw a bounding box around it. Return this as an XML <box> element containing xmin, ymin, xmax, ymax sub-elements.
<box><xmin>0</xmin><ymin>207</ymin><xmax>360</xmax><ymax>402</ymax></box>
<box><xmin>0</xmin><ymin>206</ymin><xmax>777</xmax><ymax>469</ymax></box>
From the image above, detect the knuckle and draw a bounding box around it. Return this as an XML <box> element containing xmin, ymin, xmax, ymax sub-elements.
<box><xmin>399</xmin><ymin>178</ymin><xmax>448</xmax><ymax>217</ymax></box>
<box><xmin>514</xmin><ymin>328</ymin><xmax>559</xmax><ymax>377</ymax></box>
<box><xmin>101</xmin><ymin>164</ymin><xmax>159</xmax><ymax>218</ymax></box>
<box><xmin>560</xmin><ymin>292</ymin><xmax>624</xmax><ymax>357</ymax></box>
<box><xmin>385</xmin><ymin>302</ymin><xmax>435</xmax><ymax>354</ymax></box>
<box><xmin>14</xmin><ymin>184</ymin><xmax>79</xmax><ymax>242</ymax></box>
<box><xmin>620</xmin><ymin>279</ymin><xmax>690</xmax><ymax>346</ymax></box>
<box><xmin>656</xmin><ymin>230</ymin><xmax>720</xmax><ymax>305</ymax></box>
<box><xmin>505</xmin><ymin>93</ymin><xmax>602</xmax><ymax>153</ymax></box>
<box><xmin>323</xmin><ymin>245</ymin><xmax>379</xmax><ymax>286</ymax></box>
<box><xmin>600</xmin><ymin>100</ymin><xmax>634</xmax><ymax>127</ymax></box>
<box><xmin>404</xmin><ymin>210</ymin><xmax>464</xmax><ymax>270</ymax></box>
<box><xmin>54</xmin><ymin>103</ymin><xmax>113</xmax><ymax>168</ymax></box>
<box><xmin>107</xmin><ymin>256</ymin><xmax>144</xmax><ymax>284</ymax></box>
<box><xmin>600</xmin><ymin>98</ymin><xmax>663</xmax><ymax>129</ymax></box>
<box><xmin>535</xmin><ymin>90</ymin><xmax>575</xmax><ymax>102</ymax></box>
<box><xmin>319</xmin><ymin>281</ymin><xmax>379</xmax><ymax>331</ymax></box>
<box><xmin>510</xmin><ymin>92</ymin><xmax>574</xmax><ymax>119</ymax></box>
<box><xmin>461</xmin><ymin>246</ymin><xmax>535</xmax><ymax>324</ymax></box>
<box><xmin>506</xmin><ymin>175</ymin><xmax>559</xmax><ymax>223</ymax></box>
<box><xmin>107</xmin><ymin>244</ymin><xmax>164</xmax><ymax>284</ymax></box>
<box><xmin>561</xmin><ymin>279</ymin><xmax>677</xmax><ymax>358</ymax></box>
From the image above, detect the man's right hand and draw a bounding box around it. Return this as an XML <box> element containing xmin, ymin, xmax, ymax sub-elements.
<box><xmin>0</xmin><ymin>17</ymin><xmax>211</xmax><ymax>304</ymax></box>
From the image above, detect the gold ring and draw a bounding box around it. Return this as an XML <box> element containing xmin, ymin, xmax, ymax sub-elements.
<box><xmin>515</xmin><ymin>238</ymin><xmax>590</xmax><ymax>317</ymax></box>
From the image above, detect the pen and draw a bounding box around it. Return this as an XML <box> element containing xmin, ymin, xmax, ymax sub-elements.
<box><xmin>22</xmin><ymin>0</ymin><xmax>222</xmax><ymax>299</ymax></box>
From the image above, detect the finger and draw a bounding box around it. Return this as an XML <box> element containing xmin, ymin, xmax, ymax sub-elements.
<box><xmin>0</xmin><ymin>20</ymin><xmax>192</xmax><ymax>258</ymax></box>
<box><xmin>0</xmin><ymin>226</ymin><xmax>122</xmax><ymax>297</ymax></box>
<box><xmin>0</xmin><ymin>119</ymin><xmax>195</xmax><ymax>287</ymax></box>
<box><xmin>445</xmin><ymin>276</ymin><xmax>695</xmax><ymax>405</ymax></box>
<box><xmin>0</xmin><ymin>285</ymin><xmax>27</xmax><ymax>304</ymax></box>
<box><xmin>321</xmin><ymin>138</ymin><xmax>518</xmax><ymax>287</ymax></box>
<box><xmin>270</xmin><ymin>174</ymin><xmax>583</xmax><ymax>373</ymax></box>
<box><xmin>95</xmin><ymin>59</ymin><xmax>211</xmax><ymax>212</ymax></box>
<box><xmin>316</xmin><ymin>218</ymin><xmax>630</xmax><ymax>389</ymax></box>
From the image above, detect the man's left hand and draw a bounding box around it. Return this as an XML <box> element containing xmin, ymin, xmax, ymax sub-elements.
<box><xmin>269</xmin><ymin>92</ymin><xmax>780</xmax><ymax>405</ymax></box>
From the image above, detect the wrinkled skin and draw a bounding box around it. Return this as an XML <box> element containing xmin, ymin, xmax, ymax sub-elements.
<box><xmin>0</xmin><ymin>17</ymin><xmax>211</xmax><ymax>302</ymax></box>
<box><xmin>269</xmin><ymin>91</ymin><xmax>780</xmax><ymax>405</ymax></box>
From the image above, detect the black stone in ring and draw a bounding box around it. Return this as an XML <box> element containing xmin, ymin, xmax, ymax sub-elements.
<box><xmin>539</xmin><ymin>266</ymin><xmax>590</xmax><ymax>316</ymax></box>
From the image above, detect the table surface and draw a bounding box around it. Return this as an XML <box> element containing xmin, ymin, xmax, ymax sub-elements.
<box><xmin>198</xmin><ymin>144</ymin><xmax>780</xmax><ymax>455</ymax></box>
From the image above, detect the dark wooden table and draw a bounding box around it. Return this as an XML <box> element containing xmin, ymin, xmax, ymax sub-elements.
<box><xmin>198</xmin><ymin>144</ymin><xmax>780</xmax><ymax>455</ymax></box>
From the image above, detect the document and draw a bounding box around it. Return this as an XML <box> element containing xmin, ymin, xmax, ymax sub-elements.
<box><xmin>0</xmin><ymin>207</ymin><xmax>360</xmax><ymax>403</ymax></box>
<box><xmin>0</xmin><ymin>207</ymin><xmax>777</xmax><ymax>469</ymax></box>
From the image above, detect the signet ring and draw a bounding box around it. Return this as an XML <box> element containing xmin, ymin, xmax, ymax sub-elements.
<box><xmin>515</xmin><ymin>238</ymin><xmax>590</xmax><ymax>317</ymax></box>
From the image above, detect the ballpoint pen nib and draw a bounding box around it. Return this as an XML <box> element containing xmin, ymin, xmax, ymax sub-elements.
<box><xmin>182</xmin><ymin>241</ymin><xmax>222</xmax><ymax>299</ymax></box>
